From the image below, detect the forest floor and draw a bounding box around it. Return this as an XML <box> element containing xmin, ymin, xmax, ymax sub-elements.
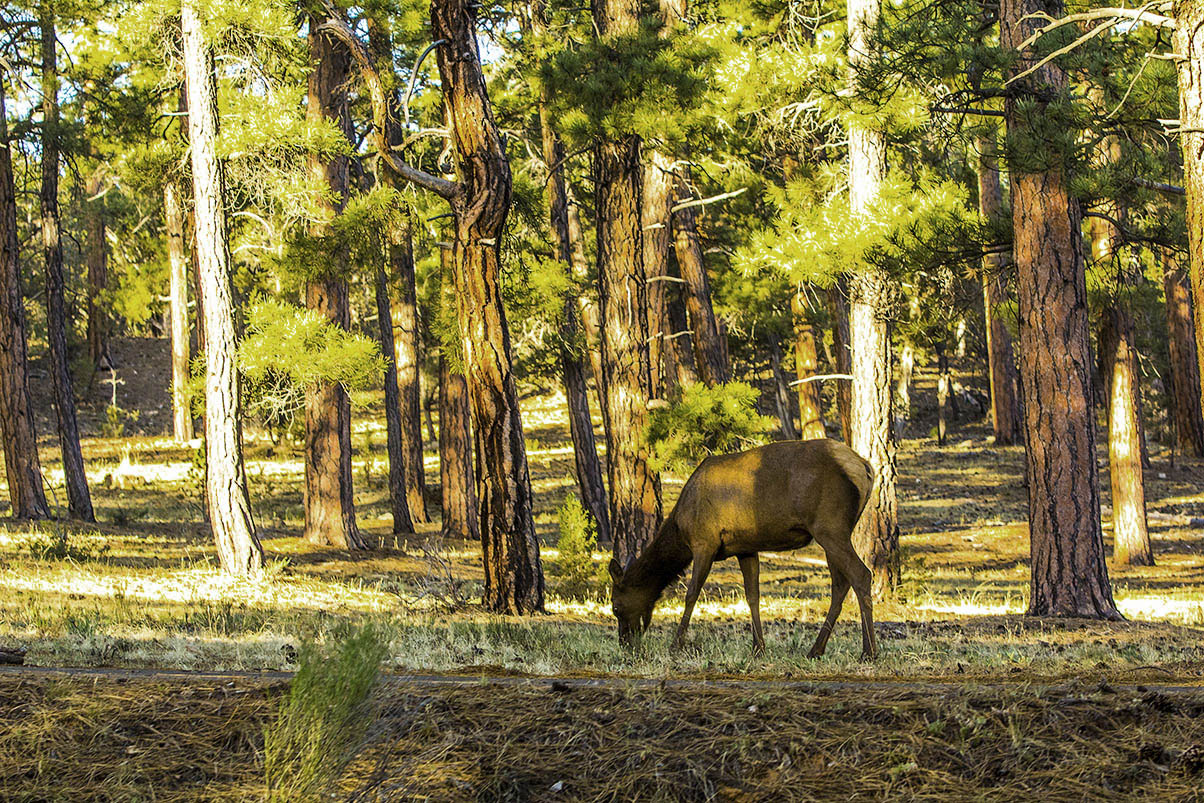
<box><xmin>2</xmin><ymin>337</ymin><xmax>1204</xmax><ymax>799</ymax></box>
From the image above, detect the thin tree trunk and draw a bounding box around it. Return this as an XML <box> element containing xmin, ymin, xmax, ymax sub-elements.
<box><xmin>304</xmin><ymin>17</ymin><xmax>363</xmax><ymax>550</ymax></box>
<box><xmin>847</xmin><ymin>0</ymin><xmax>898</xmax><ymax>599</ymax></box>
<box><xmin>1163</xmin><ymin>250</ymin><xmax>1204</xmax><ymax>456</ymax></box>
<box><xmin>672</xmin><ymin>173</ymin><xmax>729</xmax><ymax>387</ymax></box>
<box><xmin>896</xmin><ymin>342</ymin><xmax>914</xmax><ymax>423</ymax></box>
<box><xmin>85</xmin><ymin>163</ymin><xmax>110</xmax><ymax>371</ymax></box>
<box><xmin>937</xmin><ymin>343</ymin><xmax>951</xmax><ymax>445</ymax></box>
<box><xmin>165</xmin><ymin>179</ymin><xmax>194</xmax><ymax>442</ymax></box>
<box><xmin>827</xmin><ymin>281</ymin><xmax>853</xmax><ymax>443</ymax></box>
<box><xmin>592</xmin><ymin>0</ymin><xmax>662</xmax><ymax>570</ymax></box>
<box><xmin>769</xmin><ymin>337</ymin><xmax>798</xmax><ymax>439</ymax></box>
<box><xmin>1175</xmin><ymin>4</ymin><xmax>1204</xmax><ymax>437</ymax></box>
<box><xmin>40</xmin><ymin>10</ymin><xmax>93</xmax><ymax>522</ymax></box>
<box><xmin>434</xmin><ymin>0</ymin><xmax>544</xmax><ymax>612</ymax></box>
<box><xmin>533</xmin><ymin>17</ymin><xmax>612</xmax><ymax>545</ymax></box>
<box><xmin>388</xmin><ymin>211</ymin><xmax>430</xmax><ymax>523</ymax></box>
<box><xmin>644</xmin><ymin>151</ymin><xmax>676</xmax><ymax>399</ymax></box>
<box><xmin>1003</xmin><ymin>0</ymin><xmax>1119</xmax><ymax>617</ymax></box>
<box><xmin>792</xmin><ymin>293</ymin><xmax>827</xmax><ymax>440</ymax></box>
<box><xmin>182</xmin><ymin>0</ymin><xmax>264</xmax><ymax>574</ymax></box>
<box><xmin>667</xmin><ymin>273</ymin><xmax>699</xmax><ymax>386</ymax></box>
<box><xmin>439</xmin><ymin>350</ymin><xmax>478</xmax><ymax>541</ymax></box>
<box><xmin>375</xmin><ymin>263</ymin><xmax>415</xmax><ymax>537</ymax></box>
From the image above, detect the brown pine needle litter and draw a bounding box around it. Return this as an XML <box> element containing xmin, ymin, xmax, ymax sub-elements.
<box><xmin>3</xmin><ymin>673</ymin><xmax>1204</xmax><ymax>801</ymax></box>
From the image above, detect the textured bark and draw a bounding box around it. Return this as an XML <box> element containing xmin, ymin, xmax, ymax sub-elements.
<box><xmin>847</xmin><ymin>0</ymin><xmax>899</xmax><ymax>599</ymax></box>
<box><xmin>1175</xmin><ymin>0</ymin><xmax>1204</xmax><ymax>445</ymax></box>
<box><xmin>85</xmin><ymin>164</ymin><xmax>110</xmax><ymax>370</ymax></box>
<box><xmin>672</xmin><ymin>174</ymin><xmax>729</xmax><ymax>387</ymax></box>
<box><xmin>1163</xmin><ymin>252</ymin><xmax>1204</xmax><ymax>456</ymax></box>
<box><xmin>644</xmin><ymin>151</ymin><xmax>676</xmax><ymax>398</ymax></box>
<box><xmin>182</xmin><ymin>0</ymin><xmax>264</xmax><ymax>575</ymax></box>
<box><xmin>164</xmin><ymin>179</ymin><xmax>194</xmax><ymax>442</ymax></box>
<box><xmin>1002</xmin><ymin>0</ymin><xmax>1119</xmax><ymax>617</ymax></box>
<box><xmin>533</xmin><ymin>27</ymin><xmax>612</xmax><ymax>546</ymax></box>
<box><xmin>0</xmin><ymin>69</ymin><xmax>51</xmax><ymax>521</ymax></box>
<box><xmin>439</xmin><ymin>350</ymin><xmax>478</xmax><ymax>541</ymax></box>
<box><xmin>434</xmin><ymin>0</ymin><xmax>544</xmax><ymax>612</ymax></box>
<box><xmin>768</xmin><ymin>337</ymin><xmax>799</xmax><ymax>439</ymax></box>
<box><xmin>827</xmin><ymin>281</ymin><xmax>854</xmax><ymax>443</ymax></box>
<box><xmin>791</xmin><ymin>293</ymin><xmax>827</xmax><ymax>440</ymax></box>
<box><xmin>40</xmin><ymin>11</ymin><xmax>94</xmax><ymax>522</ymax></box>
<box><xmin>1090</xmin><ymin>194</ymin><xmax>1151</xmax><ymax>567</ymax></box>
<box><xmin>977</xmin><ymin>136</ymin><xmax>1022</xmax><ymax>445</ymax></box>
<box><xmin>592</xmin><ymin>0</ymin><xmax>662</xmax><ymax>569</ymax></box>
<box><xmin>375</xmin><ymin>263</ymin><xmax>415</xmax><ymax>536</ymax></box>
<box><xmin>304</xmin><ymin>18</ymin><xmax>363</xmax><ymax>550</ymax></box>
<box><xmin>667</xmin><ymin>274</ymin><xmax>698</xmax><ymax>386</ymax></box>
<box><xmin>387</xmin><ymin>212</ymin><xmax>430</xmax><ymax>524</ymax></box>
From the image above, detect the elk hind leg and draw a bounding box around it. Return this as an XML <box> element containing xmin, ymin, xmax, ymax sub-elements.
<box><xmin>737</xmin><ymin>554</ymin><xmax>764</xmax><ymax>655</ymax></box>
<box><xmin>807</xmin><ymin>562</ymin><xmax>850</xmax><ymax>659</ymax></box>
<box><xmin>813</xmin><ymin>531</ymin><xmax>878</xmax><ymax>660</ymax></box>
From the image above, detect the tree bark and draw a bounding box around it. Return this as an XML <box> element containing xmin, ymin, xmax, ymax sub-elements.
<box><xmin>182</xmin><ymin>0</ymin><xmax>264</xmax><ymax>575</ymax></box>
<box><xmin>936</xmin><ymin>343</ymin><xmax>951</xmax><ymax>445</ymax></box>
<box><xmin>375</xmin><ymin>262</ymin><xmax>415</xmax><ymax>537</ymax></box>
<box><xmin>305</xmin><ymin>17</ymin><xmax>363</xmax><ymax>550</ymax></box>
<box><xmin>977</xmin><ymin>134</ymin><xmax>1023</xmax><ymax>445</ymax></box>
<box><xmin>433</xmin><ymin>0</ymin><xmax>545</xmax><ymax>612</ymax></box>
<box><xmin>1002</xmin><ymin>0</ymin><xmax>1119</xmax><ymax>617</ymax></box>
<box><xmin>165</xmin><ymin>179</ymin><xmax>195</xmax><ymax>442</ymax></box>
<box><xmin>40</xmin><ymin>10</ymin><xmax>94</xmax><ymax>522</ymax></box>
<box><xmin>896</xmin><ymin>342</ymin><xmax>914</xmax><ymax>424</ymax></box>
<box><xmin>644</xmin><ymin>151</ymin><xmax>676</xmax><ymax>399</ymax></box>
<box><xmin>0</xmin><ymin>67</ymin><xmax>51</xmax><ymax>521</ymax></box>
<box><xmin>1163</xmin><ymin>251</ymin><xmax>1204</xmax><ymax>456</ymax></box>
<box><xmin>791</xmin><ymin>293</ymin><xmax>827</xmax><ymax>440</ymax></box>
<box><xmin>672</xmin><ymin>174</ymin><xmax>729</xmax><ymax>386</ymax></box>
<box><xmin>592</xmin><ymin>0</ymin><xmax>662</xmax><ymax>570</ymax></box>
<box><xmin>847</xmin><ymin>0</ymin><xmax>899</xmax><ymax>599</ymax></box>
<box><xmin>1175</xmin><ymin>2</ymin><xmax>1204</xmax><ymax>452</ymax></box>
<box><xmin>532</xmin><ymin>16</ymin><xmax>612</xmax><ymax>546</ymax></box>
<box><xmin>827</xmin><ymin>281</ymin><xmax>854</xmax><ymax>443</ymax></box>
<box><xmin>768</xmin><ymin>337</ymin><xmax>798</xmax><ymax>439</ymax></box>
<box><xmin>439</xmin><ymin>350</ymin><xmax>478</xmax><ymax>541</ymax></box>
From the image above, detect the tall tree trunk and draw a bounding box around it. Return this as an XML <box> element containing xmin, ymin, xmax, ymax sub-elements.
<box><xmin>439</xmin><ymin>350</ymin><xmax>478</xmax><ymax>541</ymax></box>
<box><xmin>593</xmin><ymin>0</ymin><xmax>662</xmax><ymax>569</ymax></box>
<box><xmin>827</xmin><ymin>281</ymin><xmax>854</xmax><ymax>443</ymax></box>
<box><xmin>1175</xmin><ymin>2</ymin><xmax>1204</xmax><ymax>433</ymax></box>
<box><xmin>672</xmin><ymin>174</ymin><xmax>729</xmax><ymax>386</ymax></box>
<box><xmin>847</xmin><ymin>0</ymin><xmax>898</xmax><ymax>599</ymax></box>
<box><xmin>1163</xmin><ymin>250</ymin><xmax>1204</xmax><ymax>456</ymax></box>
<box><xmin>896</xmin><ymin>342</ymin><xmax>914</xmax><ymax>424</ymax></box>
<box><xmin>434</xmin><ymin>0</ymin><xmax>544</xmax><ymax>612</ymax></box>
<box><xmin>165</xmin><ymin>179</ymin><xmax>194</xmax><ymax>442</ymax></box>
<box><xmin>643</xmin><ymin>152</ymin><xmax>676</xmax><ymax>399</ymax></box>
<box><xmin>305</xmin><ymin>18</ymin><xmax>363</xmax><ymax>550</ymax></box>
<box><xmin>936</xmin><ymin>343</ymin><xmax>951</xmax><ymax>445</ymax></box>
<box><xmin>0</xmin><ymin>68</ymin><xmax>51</xmax><ymax>521</ymax></box>
<box><xmin>1002</xmin><ymin>0</ymin><xmax>1119</xmax><ymax>617</ymax></box>
<box><xmin>40</xmin><ymin>10</ymin><xmax>94</xmax><ymax>522</ymax></box>
<box><xmin>768</xmin><ymin>337</ymin><xmax>798</xmax><ymax>439</ymax></box>
<box><xmin>533</xmin><ymin>20</ymin><xmax>612</xmax><ymax>546</ymax></box>
<box><xmin>978</xmin><ymin>137</ymin><xmax>1023</xmax><ymax>446</ymax></box>
<box><xmin>182</xmin><ymin>0</ymin><xmax>264</xmax><ymax>575</ymax></box>
<box><xmin>667</xmin><ymin>273</ymin><xmax>699</xmax><ymax>386</ymax></box>
<box><xmin>792</xmin><ymin>293</ymin><xmax>827</xmax><ymax>440</ymax></box>
<box><xmin>85</xmin><ymin>163</ymin><xmax>110</xmax><ymax>371</ymax></box>
<box><xmin>375</xmin><ymin>263</ymin><xmax>415</xmax><ymax>537</ymax></box>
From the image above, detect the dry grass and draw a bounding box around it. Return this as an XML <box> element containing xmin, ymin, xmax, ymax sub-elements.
<box><xmin>3</xmin><ymin>673</ymin><xmax>1204</xmax><ymax>801</ymax></box>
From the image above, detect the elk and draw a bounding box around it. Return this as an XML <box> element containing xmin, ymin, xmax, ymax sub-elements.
<box><xmin>609</xmin><ymin>439</ymin><xmax>879</xmax><ymax>660</ymax></box>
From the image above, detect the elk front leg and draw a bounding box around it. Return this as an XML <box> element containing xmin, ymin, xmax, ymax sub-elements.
<box><xmin>671</xmin><ymin>551</ymin><xmax>715</xmax><ymax>652</ymax></box>
<box><xmin>737</xmin><ymin>554</ymin><xmax>764</xmax><ymax>655</ymax></box>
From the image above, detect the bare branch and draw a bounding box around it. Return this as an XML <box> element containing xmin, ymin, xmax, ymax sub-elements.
<box><xmin>670</xmin><ymin>187</ymin><xmax>748</xmax><ymax>214</ymax></box>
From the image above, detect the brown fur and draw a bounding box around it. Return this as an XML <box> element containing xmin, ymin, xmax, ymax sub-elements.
<box><xmin>610</xmin><ymin>439</ymin><xmax>880</xmax><ymax>659</ymax></box>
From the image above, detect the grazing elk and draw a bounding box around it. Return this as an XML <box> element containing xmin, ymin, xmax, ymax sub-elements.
<box><xmin>609</xmin><ymin>439</ymin><xmax>879</xmax><ymax>660</ymax></box>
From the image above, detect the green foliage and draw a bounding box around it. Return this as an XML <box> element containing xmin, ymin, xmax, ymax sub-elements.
<box><xmin>18</xmin><ymin>530</ymin><xmax>110</xmax><ymax>563</ymax></box>
<box><xmin>263</xmin><ymin>624</ymin><xmax>388</xmax><ymax>802</ymax></box>
<box><xmin>554</xmin><ymin>494</ymin><xmax>605</xmax><ymax>601</ymax></box>
<box><xmin>238</xmin><ymin>299</ymin><xmax>383</xmax><ymax>425</ymax></box>
<box><xmin>646</xmin><ymin>382</ymin><xmax>776</xmax><ymax>474</ymax></box>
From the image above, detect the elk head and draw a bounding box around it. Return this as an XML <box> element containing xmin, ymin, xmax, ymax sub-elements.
<box><xmin>609</xmin><ymin>558</ymin><xmax>653</xmax><ymax>648</ymax></box>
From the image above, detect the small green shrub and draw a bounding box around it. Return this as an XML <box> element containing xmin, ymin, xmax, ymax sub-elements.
<box><xmin>263</xmin><ymin>624</ymin><xmax>388</xmax><ymax>802</ymax></box>
<box><xmin>20</xmin><ymin>530</ymin><xmax>109</xmax><ymax>563</ymax></box>
<box><xmin>645</xmin><ymin>381</ymin><xmax>776</xmax><ymax>474</ymax></box>
<box><xmin>100</xmin><ymin>404</ymin><xmax>139</xmax><ymax>438</ymax></box>
<box><xmin>555</xmin><ymin>494</ymin><xmax>605</xmax><ymax>601</ymax></box>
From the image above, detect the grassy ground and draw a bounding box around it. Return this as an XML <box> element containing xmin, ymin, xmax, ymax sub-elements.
<box><xmin>3</xmin><ymin>672</ymin><xmax>1204</xmax><ymax>801</ymax></box>
<box><xmin>1</xmin><ymin>338</ymin><xmax>1201</xmax><ymax>683</ymax></box>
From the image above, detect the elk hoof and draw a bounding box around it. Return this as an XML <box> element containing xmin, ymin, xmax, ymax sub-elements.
<box><xmin>859</xmin><ymin>650</ymin><xmax>879</xmax><ymax>662</ymax></box>
<box><xmin>751</xmin><ymin>641</ymin><xmax>765</xmax><ymax>657</ymax></box>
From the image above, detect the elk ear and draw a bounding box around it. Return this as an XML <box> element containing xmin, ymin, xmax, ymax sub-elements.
<box><xmin>608</xmin><ymin>558</ymin><xmax>623</xmax><ymax>584</ymax></box>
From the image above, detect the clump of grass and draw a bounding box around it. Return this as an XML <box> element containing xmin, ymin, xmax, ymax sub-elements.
<box><xmin>263</xmin><ymin>624</ymin><xmax>388</xmax><ymax>802</ymax></box>
<box><xmin>554</xmin><ymin>493</ymin><xmax>605</xmax><ymax>601</ymax></box>
<box><xmin>19</xmin><ymin>529</ymin><xmax>109</xmax><ymax>563</ymax></box>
